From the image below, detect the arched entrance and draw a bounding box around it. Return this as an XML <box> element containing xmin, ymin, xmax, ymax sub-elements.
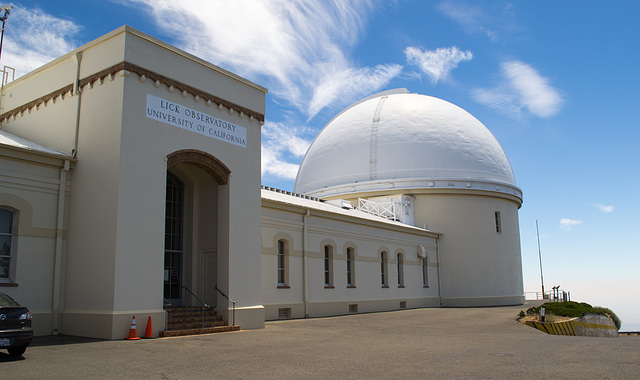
<box><xmin>164</xmin><ymin>150</ymin><xmax>230</xmax><ymax>308</ymax></box>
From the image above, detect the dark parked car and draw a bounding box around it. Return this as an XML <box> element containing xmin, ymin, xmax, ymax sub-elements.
<box><xmin>0</xmin><ymin>292</ymin><xmax>33</xmax><ymax>356</ymax></box>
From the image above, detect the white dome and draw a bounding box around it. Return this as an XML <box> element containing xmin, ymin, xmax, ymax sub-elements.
<box><xmin>294</xmin><ymin>90</ymin><xmax>522</xmax><ymax>200</ymax></box>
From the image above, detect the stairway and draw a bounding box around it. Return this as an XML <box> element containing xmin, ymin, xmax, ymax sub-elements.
<box><xmin>159</xmin><ymin>306</ymin><xmax>240</xmax><ymax>337</ymax></box>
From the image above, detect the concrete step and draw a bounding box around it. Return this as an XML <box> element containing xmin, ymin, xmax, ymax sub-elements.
<box><xmin>159</xmin><ymin>325</ymin><xmax>240</xmax><ymax>337</ymax></box>
<box><xmin>167</xmin><ymin>320</ymin><xmax>229</xmax><ymax>330</ymax></box>
<box><xmin>167</xmin><ymin>314</ymin><xmax>222</xmax><ymax>323</ymax></box>
<box><xmin>165</xmin><ymin>306</ymin><xmax>213</xmax><ymax>312</ymax></box>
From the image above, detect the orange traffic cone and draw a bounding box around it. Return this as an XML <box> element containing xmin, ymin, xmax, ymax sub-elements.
<box><xmin>125</xmin><ymin>315</ymin><xmax>141</xmax><ymax>340</ymax></box>
<box><xmin>143</xmin><ymin>316</ymin><xmax>153</xmax><ymax>339</ymax></box>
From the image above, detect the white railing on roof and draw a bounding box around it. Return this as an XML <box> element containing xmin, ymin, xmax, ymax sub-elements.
<box><xmin>357</xmin><ymin>198</ymin><xmax>401</xmax><ymax>221</ymax></box>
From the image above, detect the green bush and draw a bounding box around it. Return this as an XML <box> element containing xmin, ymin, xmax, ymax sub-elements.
<box><xmin>527</xmin><ymin>301</ymin><xmax>595</xmax><ymax>318</ymax></box>
<box><xmin>518</xmin><ymin>310</ymin><xmax>526</xmax><ymax>319</ymax></box>
<box><xmin>594</xmin><ymin>306</ymin><xmax>621</xmax><ymax>330</ymax></box>
<box><xmin>524</xmin><ymin>301</ymin><xmax>620</xmax><ymax>329</ymax></box>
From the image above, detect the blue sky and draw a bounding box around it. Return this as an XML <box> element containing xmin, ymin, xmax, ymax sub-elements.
<box><xmin>3</xmin><ymin>1</ymin><xmax>639</xmax><ymax>330</ymax></box>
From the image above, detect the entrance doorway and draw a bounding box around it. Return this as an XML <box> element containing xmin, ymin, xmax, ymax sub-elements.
<box><xmin>164</xmin><ymin>149</ymin><xmax>231</xmax><ymax>312</ymax></box>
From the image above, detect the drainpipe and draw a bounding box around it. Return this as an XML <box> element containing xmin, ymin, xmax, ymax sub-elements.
<box><xmin>51</xmin><ymin>159</ymin><xmax>70</xmax><ymax>334</ymax></box>
<box><xmin>72</xmin><ymin>52</ymin><xmax>83</xmax><ymax>158</ymax></box>
<box><xmin>303</xmin><ymin>209</ymin><xmax>310</xmax><ymax>318</ymax></box>
<box><xmin>435</xmin><ymin>238</ymin><xmax>443</xmax><ymax>306</ymax></box>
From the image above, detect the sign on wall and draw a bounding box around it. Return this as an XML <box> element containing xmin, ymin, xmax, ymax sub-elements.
<box><xmin>146</xmin><ymin>94</ymin><xmax>247</xmax><ymax>148</ymax></box>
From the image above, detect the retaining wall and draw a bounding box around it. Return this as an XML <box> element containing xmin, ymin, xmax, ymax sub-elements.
<box><xmin>525</xmin><ymin>314</ymin><xmax>618</xmax><ymax>338</ymax></box>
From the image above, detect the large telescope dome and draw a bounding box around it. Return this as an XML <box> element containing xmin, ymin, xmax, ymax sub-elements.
<box><xmin>294</xmin><ymin>89</ymin><xmax>521</xmax><ymax>201</ymax></box>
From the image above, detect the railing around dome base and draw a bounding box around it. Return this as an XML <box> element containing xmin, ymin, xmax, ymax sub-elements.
<box><xmin>357</xmin><ymin>198</ymin><xmax>401</xmax><ymax>221</ymax></box>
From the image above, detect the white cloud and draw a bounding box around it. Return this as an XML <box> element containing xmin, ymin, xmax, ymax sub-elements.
<box><xmin>595</xmin><ymin>204</ymin><xmax>614</xmax><ymax>213</ymax></box>
<box><xmin>404</xmin><ymin>46</ymin><xmax>472</xmax><ymax>85</ymax></box>
<box><xmin>122</xmin><ymin>0</ymin><xmax>399</xmax><ymax>119</ymax></box>
<box><xmin>308</xmin><ymin>64</ymin><xmax>402</xmax><ymax>118</ymax></box>
<box><xmin>472</xmin><ymin>60</ymin><xmax>563</xmax><ymax>118</ymax></box>
<box><xmin>436</xmin><ymin>0</ymin><xmax>497</xmax><ymax>41</ymax></box>
<box><xmin>1</xmin><ymin>6</ymin><xmax>81</xmax><ymax>78</ymax></box>
<box><xmin>560</xmin><ymin>218</ymin><xmax>582</xmax><ymax>231</ymax></box>
<box><xmin>261</xmin><ymin>121</ymin><xmax>312</xmax><ymax>179</ymax></box>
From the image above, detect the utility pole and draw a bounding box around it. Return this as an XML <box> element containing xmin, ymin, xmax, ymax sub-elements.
<box><xmin>0</xmin><ymin>5</ymin><xmax>13</xmax><ymax>63</ymax></box>
<box><xmin>536</xmin><ymin>220</ymin><xmax>545</xmax><ymax>298</ymax></box>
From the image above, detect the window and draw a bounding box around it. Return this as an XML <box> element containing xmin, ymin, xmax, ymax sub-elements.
<box><xmin>346</xmin><ymin>247</ymin><xmax>355</xmax><ymax>287</ymax></box>
<box><xmin>381</xmin><ymin>251</ymin><xmax>388</xmax><ymax>287</ymax></box>
<box><xmin>324</xmin><ymin>245</ymin><xmax>333</xmax><ymax>287</ymax></box>
<box><xmin>397</xmin><ymin>253</ymin><xmax>404</xmax><ymax>287</ymax></box>
<box><xmin>422</xmin><ymin>258</ymin><xmax>429</xmax><ymax>287</ymax></box>
<box><xmin>277</xmin><ymin>239</ymin><xmax>288</xmax><ymax>287</ymax></box>
<box><xmin>164</xmin><ymin>172</ymin><xmax>184</xmax><ymax>301</ymax></box>
<box><xmin>0</xmin><ymin>208</ymin><xmax>14</xmax><ymax>280</ymax></box>
<box><xmin>494</xmin><ymin>211</ymin><xmax>502</xmax><ymax>233</ymax></box>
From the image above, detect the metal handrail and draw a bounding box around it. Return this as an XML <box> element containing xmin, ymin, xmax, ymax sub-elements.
<box><xmin>181</xmin><ymin>285</ymin><xmax>210</xmax><ymax>328</ymax></box>
<box><xmin>215</xmin><ymin>285</ymin><xmax>237</xmax><ymax>326</ymax></box>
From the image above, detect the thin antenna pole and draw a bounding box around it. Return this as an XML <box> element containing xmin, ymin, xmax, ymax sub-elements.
<box><xmin>536</xmin><ymin>220</ymin><xmax>545</xmax><ymax>297</ymax></box>
<box><xmin>0</xmin><ymin>6</ymin><xmax>12</xmax><ymax>64</ymax></box>
<box><xmin>0</xmin><ymin>18</ymin><xmax>5</xmax><ymax>63</ymax></box>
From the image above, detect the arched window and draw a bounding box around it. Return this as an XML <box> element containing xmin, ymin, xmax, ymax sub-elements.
<box><xmin>346</xmin><ymin>247</ymin><xmax>355</xmax><ymax>287</ymax></box>
<box><xmin>0</xmin><ymin>208</ymin><xmax>15</xmax><ymax>280</ymax></box>
<box><xmin>381</xmin><ymin>251</ymin><xmax>388</xmax><ymax>287</ymax></box>
<box><xmin>324</xmin><ymin>245</ymin><xmax>333</xmax><ymax>287</ymax></box>
<box><xmin>397</xmin><ymin>252</ymin><xmax>404</xmax><ymax>287</ymax></box>
<box><xmin>277</xmin><ymin>239</ymin><xmax>289</xmax><ymax>287</ymax></box>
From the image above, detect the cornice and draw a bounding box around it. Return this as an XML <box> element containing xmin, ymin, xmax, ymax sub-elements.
<box><xmin>0</xmin><ymin>61</ymin><xmax>265</xmax><ymax>124</ymax></box>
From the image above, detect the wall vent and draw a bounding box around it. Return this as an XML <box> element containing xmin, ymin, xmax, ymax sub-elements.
<box><xmin>348</xmin><ymin>304</ymin><xmax>358</xmax><ymax>313</ymax></box>
<box><xmin>278</xmin><ymin>308</ymin><xmax>291</xmax><ymax>319</ymax></box>
<box><xmin>399</xmin><ymin>301</ymin><xmax>407</xmax><ymax>309</ymax></box>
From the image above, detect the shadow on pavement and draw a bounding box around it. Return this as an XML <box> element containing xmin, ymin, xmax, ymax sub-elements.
<box><xmin>30</xmin><ymin>334</ymin><xmax>105</xmax><ymax>347</ymax></box>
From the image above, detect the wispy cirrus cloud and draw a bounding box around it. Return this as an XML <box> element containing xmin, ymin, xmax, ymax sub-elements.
<box><xmin>404</xmin><ymin>46</ymin><xmax>472</xmax><ymax>85</ymax></box>
<box><xmin>560</xmin><ymin>218</ymin><xmax>582</xmax><ymax>231</ymax></box>
<box><xmin>123</xmin><ymin>0</ymin><xmax>400</xmax><ymax>119</ymax></box>
<box><xmin>1</xmin><ymin>6</ymin><xmax>81</xmax><ymax>78</ymax></box>
<box><xmin>436</xmin><ymin>0</ymin><xmax>498</xmax><ymax>41</ymax></box>
<box><xmin>261</xmin><ymin>121</ymin><xmax>312</xmax><ymax>179</ymax></box>
<box><xmin>472</xmin><ymin>60</ymin><xmax>563</xmax><ymax>118</ymax></box>
<box><xmin>595</xmin><ymin>204</ymin><xmax>614</xmax><ymax>213</ymax></box>
<box><xmin>308</xmin><ymin>64</ymin><xmax>402</xmax><ymax>119</ymax></box>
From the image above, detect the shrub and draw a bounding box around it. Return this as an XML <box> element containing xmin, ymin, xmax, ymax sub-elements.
<box><xmin>524</xmin><ymin>302</ymin><xmax>620</xmax><ymax>329</ymax></box>
<box><xmin>594</xmin><ymin>306</ymin><xmax>621</xmax><ymax>330</ymax></box>
<box><xmin>518</xmin><ymin>310</ymin><xmax>526</xmax><ymax>319</ymax></box>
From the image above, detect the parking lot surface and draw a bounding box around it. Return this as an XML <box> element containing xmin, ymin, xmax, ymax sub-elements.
<box><xmin>2</xmin><ymin>302</ymin><xmax>639</xmax><ymax>379</ymax></box>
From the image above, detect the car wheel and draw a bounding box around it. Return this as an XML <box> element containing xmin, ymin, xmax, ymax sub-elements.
<box><xmin>7</xmin><ymin>346</ymin><xmax>27</xmax><ymax>356</ymax></box>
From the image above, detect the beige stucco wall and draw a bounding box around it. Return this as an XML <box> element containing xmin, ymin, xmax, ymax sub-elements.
<box><xmin>1</xmin><ymin>26</ymin><xmax>266</xmax><ymax>339</ymax></box>
<box><xmin>330</xmin><ymin>189</ymin><xmax>524</xmax><ymax>307</ymax></box>
<box><xmin>411</xmin><ymin>191</ymin><xmax>524</xmax><ymax>306</ymax></box>
<box><xmin>0</xmin><ymin>148</ymin><xmax>72</xmax><ymax>335</ymax></box>
<box><xmin>261</xmin><ymin>197</ymin><xmax>440</xmax><ymax>320</ymax></box>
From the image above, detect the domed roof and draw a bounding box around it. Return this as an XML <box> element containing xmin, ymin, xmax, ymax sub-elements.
<box><xmin>294</xmin><ymin>89</ymin><xmax>522</xmax><ymax>200</ymax></box>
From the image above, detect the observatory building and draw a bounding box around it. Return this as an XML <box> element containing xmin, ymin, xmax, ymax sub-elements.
<box><xmin>295</xmin><ymin>89</ymin><xmax>524</xmax><ymax>307</ymax></box>
<box><xmin>0</xmin><ymin>27</ymin><xmax>523</xmax><ymax>339</ymax></box>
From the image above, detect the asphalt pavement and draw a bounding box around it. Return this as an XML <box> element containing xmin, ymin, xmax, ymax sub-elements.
<box><xmin>2</xmin><ymin>301</ymin><xmax>639</xmax><ymax>379</ymax></box>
